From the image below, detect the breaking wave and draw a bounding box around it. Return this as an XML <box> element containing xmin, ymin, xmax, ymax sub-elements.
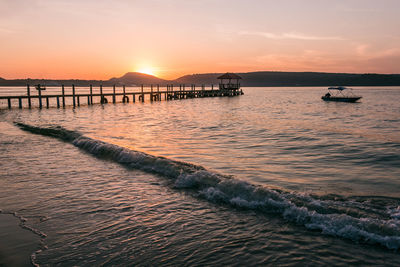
<box><xmin>15</xmin><ymin>122</ymin><xmax>400</xmax><ymax>250</ymax></box>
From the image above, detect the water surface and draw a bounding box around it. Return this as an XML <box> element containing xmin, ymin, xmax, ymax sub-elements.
<box><xmin>0</xmin><ymin>87</ymin><xmax>399</xmax><ymax>265</ymax></box>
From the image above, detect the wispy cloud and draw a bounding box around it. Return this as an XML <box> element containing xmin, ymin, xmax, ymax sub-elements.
<box><xmin>354</xmin><ymin>43</ymin><xmax>400</xmax><ymax>60</ymax></box>
<box><xmin>249</xmin><ymin>46</ymin><xmax>400</xmax><ymax>74</ymax></box>
<box><xmin>239</xmin><ymin>31</ymin><xmax>344</xmax><ymax>41</ymax></box>
<box><xmin>0</xmin><ymin>27</ymin><xmax>15</xmax><ymax>34</ymax></box>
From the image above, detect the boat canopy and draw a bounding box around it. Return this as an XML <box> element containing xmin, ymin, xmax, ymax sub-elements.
<box><xmin>328</xmin><ymin>86</ymin><xmax>349</xmax><ymax>91</ymax></box>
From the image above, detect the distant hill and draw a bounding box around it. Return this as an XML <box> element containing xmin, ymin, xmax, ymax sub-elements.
<box><xmin>237</xmin><ymin>72</ymin><xmax>400</xmax><ymax>86</ymax></box>
<box><xmin>109</xmin><ymin>72</ymin><xmax>168</xmax><ymax>86</ymax></box>
<box><xmin>0</xmin><ymin>78</ymin><xmax>106</xmax><ymax>86</ymax></box>
<box><xmin>174</xmin><ymin>73</ymin><xmax>222</xmax><ymax>85</ymax></box>
<box><xmin>1</xmin><ymin>71</ymin><xmax>400</xmax><ymax>86</ymax></box>
<box><xmin>177</xmin><ymin>72</ymin><xmax>400</xmax><ymax>86</ymax></box>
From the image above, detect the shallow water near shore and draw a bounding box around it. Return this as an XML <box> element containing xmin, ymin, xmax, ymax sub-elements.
<box><xmin>0</xmin><ymin>87</ymin><xmax>400</xmax><ymax>265</ymax></box>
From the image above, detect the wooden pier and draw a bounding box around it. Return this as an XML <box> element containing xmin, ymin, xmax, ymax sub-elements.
<box><xmin>0</xmin><ymin>83</ymin><xmax>244</xmax><ymax>109</ymax></box>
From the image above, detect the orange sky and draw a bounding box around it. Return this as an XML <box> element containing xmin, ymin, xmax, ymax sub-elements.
<box><xmin>1</xmin><ymin>0</ymin><xmax>400</xmax><ymax>80</ymax></box>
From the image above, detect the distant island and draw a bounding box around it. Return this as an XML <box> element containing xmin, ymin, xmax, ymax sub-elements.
<box><xmin>1</xmin><ymin>71</ymin><xmax>400</xmax><ymax>87</ymax></box>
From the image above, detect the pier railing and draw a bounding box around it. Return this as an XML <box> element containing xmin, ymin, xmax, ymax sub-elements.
<box><xmin>0</xmin><ymin>84</ymin><xmax>243</xmax><ymax>109</ymax></box>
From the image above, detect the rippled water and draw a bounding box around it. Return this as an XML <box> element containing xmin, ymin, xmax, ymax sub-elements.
<box><xmin>1</xmin><ymin>87</ymin><xmax>399</xmax><ymax>266</ymax></box>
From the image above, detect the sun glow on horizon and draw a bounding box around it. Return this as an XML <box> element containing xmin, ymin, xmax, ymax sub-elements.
<box><xmin>136</xmin><ymin>67</ymin><xmax>157</xmax><ymax>76</ymax></box>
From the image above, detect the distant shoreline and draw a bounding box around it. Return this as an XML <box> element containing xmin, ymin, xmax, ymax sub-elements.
<box><xmin>1</xmin><ymin>71</ymin><xmax>400</xmax><ymax>87</ymax></box>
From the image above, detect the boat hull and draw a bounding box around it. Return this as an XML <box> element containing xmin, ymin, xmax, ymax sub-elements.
<box><xmin>321</xmin><ymin>96</ymin><xmax>362</xmax><ymax>103</ymax></box>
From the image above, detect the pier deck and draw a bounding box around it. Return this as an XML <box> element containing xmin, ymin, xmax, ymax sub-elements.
<box><xmin>0</xmin><ymin>84</ymin><xmax>243</xmax><ymax>109</ymax></box>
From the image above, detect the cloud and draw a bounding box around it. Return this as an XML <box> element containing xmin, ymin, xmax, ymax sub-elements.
<box><xmin>0</xmin><ymin>27</ymin><xmax>15</xmax><ymax>34</ymax></box>
<box><xmin>250</xmin><ymin>46</ymin><xmax>400</xmax><ymax>74</ymax></box>
<box><xmin>354</xmin><ymin>43</ymin><xmax>400</xmax><ymax>60</ymax></box>
<box><xmin>239</xmin><ymin>31</ymin><xmax>344</xmax><ymax>41</ymax></box>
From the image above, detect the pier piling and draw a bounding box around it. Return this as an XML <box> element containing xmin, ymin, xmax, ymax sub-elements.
<box><xmin>38</xmin><ymin>87</ymin><xmax>42</xmax><ymax>109</ymax></box>
<box><xmin>72</xmin><ymin>84</ymin><xmax>76</xmax><ymax>108</ymax></box>
<box><xmin>1</xmin><ymin>82</ymin><xmax>243</xmax><ymax>109</ymax></box>
<box><xmin>62</xmin><ymin>85</ymin><xmax>66</xmax><ymax>107</ymax></box>
<box><xmin>27</xmin><ymin>85</ymin><xmax>31</xmax><ymax>109</ymax></box>
<box><xmin>113</xmin><ymin>85</ymin><xmax>116</xmax><ymax>103</ymax></box>
<box><xmin>90</xmin><ymin>85</ymin><xmax>93</xmax><ymax>105</ymax></box>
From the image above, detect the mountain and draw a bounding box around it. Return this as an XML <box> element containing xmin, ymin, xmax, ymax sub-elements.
<box><xmin>1</xmin><ymin>71</ymin><xmax>400</xmax><ymax>86</ymax></box>
<box><xmin>176</xmin><ymin>71</ymin><xmax>400</xmax><ymax>86</ymax></box>
<box><xmin>174</xmin><ymin>73</ymin><xmax>222</xmax><ymax>85</ymax></box>
<box><xmin>237</xmin><ymin>71</ymin><xmax>400</xmax><ymax>86</ymax></box>
<box><xmin>109</xmin><ymin>72</ymin><xmax>169</xmax><ymax>86</ymax></box>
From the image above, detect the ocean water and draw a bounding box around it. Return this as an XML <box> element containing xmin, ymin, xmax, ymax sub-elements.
<box><xmin>0</xmin><ymin>87</ymin><xmax>399</xmax><ymax>266</ymax></box>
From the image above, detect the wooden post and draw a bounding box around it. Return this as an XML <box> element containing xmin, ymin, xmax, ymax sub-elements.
<box><xmin>7</xmin><ymin>98</ymin><xmax>11</xmax><ymax>109</ymax></box>
<box><xmin>38</xmin><ymin>87</ymin><xmax>42</xmax><ymax>109</ymax></box>
<box><xmin>57</xmin><ymin>96</ymin><xmax>60</xmax><ymax>108</ymax></box>
<box><xmin>90</xmin><ymin>84</ymin><xmax>93</xmax><ymax>105</ymax></box>
<box><xmin>62</xmin><ymin>85</ymin><xmax>65</xmax><ymax>107</ymax></box>
<box><xmin>150</xmin><ymin>85</ymin><xmax>153</xmax><ymax>102</ymax></box>
<box><xmin>27</xmin><ymin>85</ymin><xmax>31</xmax><ymax>109</ymax></box>
<box><xmin>46</xmin><ymin>96</ymin><xmax>49</xmax><ymax>108</ymax></box>
<box><xmin>72</xmin><ymin>84</ymin><xmax>76</xmax><ymax>108</ymax></box>
<box><xmin>113</xmin><ymin>84</ymin><xmax>116</xmax><ymax>103</ymax></box>
<box><xmin>141</xmin><ymin>84</ymin><xmax>144</xmax><ymax>102</ymax></box>
<box><xmin>77</xmin><ymin>95</ymin><xmax>80</xmax><ymax>106</ymax></box>
<box><xmin>87</xmin><ymin>95</ymin><xmax>90</xmax><ymax>105</ymax></box>
<box><xmin>18</xmin><ymin>97</ymin><xmax>22</xmax><ymax>109</ymax></box>
<box><xmin>100</xmin><ymin>85</ymin><xmax>103</xmax><ymax>104</ymax></box>
<box><xmin>132</xmin><ymin>93</ymin><xmax>135</xmax><ymax>103</ymax></box>
<box><xmin>212</xmin><ymin>84</ymin><xmax>214</xmax><ymax>91</ymax></box>
<box><xmin>122</xmin><ymin>85</ymin><xmax>127</xmax><ymax>103</ymax></box>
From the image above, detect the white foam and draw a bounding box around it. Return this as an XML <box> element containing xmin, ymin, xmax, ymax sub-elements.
<box><xmin>15</xmin><ymin>122</ymin><xmax>400</xmax><ymax>250</ymax></box>
<box><xmin>389</xmin><ymin>206</ymin><xmax>400</xmax><ymax>219</ymax></box>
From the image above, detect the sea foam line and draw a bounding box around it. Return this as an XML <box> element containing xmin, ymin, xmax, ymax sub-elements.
<box><xmin>14</xmin><ymin>122</ymin><xmax>400</xmax><ymax>250</ymax></box>
<box><xmin>0</xmin><ymin>210</ymin><xmax>46</xmax><ymax>267</ymax></box>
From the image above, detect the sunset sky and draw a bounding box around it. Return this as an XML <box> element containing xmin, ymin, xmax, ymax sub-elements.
<box><xmin>1</xmin><ymin>0</ymin><xmax>399</xmax><ymax>80</ymax></box>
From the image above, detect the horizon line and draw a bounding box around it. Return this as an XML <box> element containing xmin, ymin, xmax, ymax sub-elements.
<box><xmin>2</xmin><ymin>70</ymin><xmax>400</xmax><ymax>81</ymax></box>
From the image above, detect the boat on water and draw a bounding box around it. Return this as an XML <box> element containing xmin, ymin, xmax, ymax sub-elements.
<box><xmin>35</xmin><ymin>84</ymin><xmax>46</xmax><ymax>91</ymax></box>
<box><xmin>321</xmin><ymin>86</ymin><xmax>362</xmax><ymax>102</ymax></box>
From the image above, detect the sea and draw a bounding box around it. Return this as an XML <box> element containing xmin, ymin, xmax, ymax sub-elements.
<box><xmin>0</xmin><ymin>86</ymin><xmax>399</xmax><ymax>266</ymax></box>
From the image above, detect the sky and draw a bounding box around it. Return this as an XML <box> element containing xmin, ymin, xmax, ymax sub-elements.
<box><xmin>1</xmin><ymin>0</ymin><xmax>400</xmax><ymax>80</ymax></box>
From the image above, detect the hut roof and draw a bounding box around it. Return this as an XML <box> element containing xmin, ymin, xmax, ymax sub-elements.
<box><xmin>217</xmin><ymin>73</ymin><xmax>242</xmax><ymax>79</ymax></box>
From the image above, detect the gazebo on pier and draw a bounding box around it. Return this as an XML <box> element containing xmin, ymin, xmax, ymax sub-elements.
<box><xmin>217</xmin><ymin>73</ymin><xmax>243</xmax><ymax>95</ymax></box>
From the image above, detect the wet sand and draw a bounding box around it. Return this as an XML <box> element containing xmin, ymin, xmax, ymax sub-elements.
<box><xmin>0</xmin><ymin>214</ymin><xmax>40</xmax><ymax>267</ymax></box>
